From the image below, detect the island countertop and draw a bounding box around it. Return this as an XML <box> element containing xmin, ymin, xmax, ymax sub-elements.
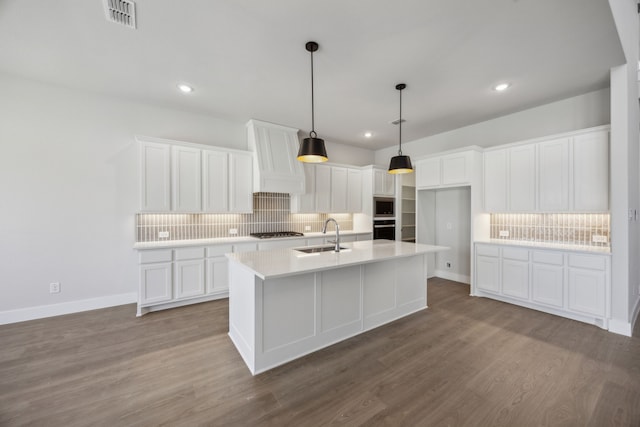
<box><xmin>225</xmin><ymin>239</ymin><xmax>449</xmax><ymax>280</ymax></box>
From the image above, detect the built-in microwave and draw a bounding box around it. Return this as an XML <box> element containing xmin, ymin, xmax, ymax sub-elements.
<box><xmin>373</xmin><ymin>197</ymin><xmax>395</xmax><ymax>217</ymax></box>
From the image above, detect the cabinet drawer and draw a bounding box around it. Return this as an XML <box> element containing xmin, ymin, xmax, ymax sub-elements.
<box><xmin>476</xmin><ymin>245</ymin><xmax>499</xmax><ymax>257</ymax></box>
<box><xmin>568</xmin><ymin>254</ymin><xmax>607</xmax><ymax>271</ymax></box>
<box><xmin>139</xmin><ymin>249</ymin><xmax>172</xmax><ymax>264</ymax></box>
<box><xmin>174</xmin><ymin>247</ymin><xmax>205</xmax><ymax>261</ymax></box>
<box><xmin>502</xmin><ymin>247</ymin><xmax>529</xmax><ymax>261</ymax></box>
<box><xmin>206</xmin><ymin>245</ymin><xmax>233</xmax><ymax>257</ymax></box>
<box><xmin>234</xmin><ymin>242</ymin><xmax>258</xmax><ymax>253</ymax></box>
<box><xmin>532</xmin><ymin>251</ymin><xmax>564</xmax><ymax>266</ymax></box>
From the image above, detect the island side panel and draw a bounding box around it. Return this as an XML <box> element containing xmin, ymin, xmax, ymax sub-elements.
<box><xmin>317</xmin><ymin>266</ymin><xmax>363</xmax><ymax>344</ymax></box>
<box><xmin>228</xmin><ymin>261</ymin><xmax>258</xmax><ymax>374</ymax></box>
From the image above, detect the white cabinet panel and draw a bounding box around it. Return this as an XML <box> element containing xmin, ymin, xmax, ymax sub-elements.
<box><xmin>483</xmin><ymin>149</ymin><xmax>507</xmax><ymax>212</ymax></box>
<box><xmin>537</xmin><ymin>138</ymin><xmax>570</xmax><ymax>211</ymax></box>
<box><xmin>476</xmin><ymin>255</ymin><xmax>500</xmax><ymax>293</ymax></box>
<box><xmin>206</xmin><ymin>257</ymin><xmax>228</xmax><ymax>294</ymax></box>
<box><xmin>315</xmin><ymin>165</ymin><xmax>332</xmax><ymax>213</ymax></box>
<box><xmin>573</xmin><ymin>130</ymin><xmax>609</xmax><ymax>212</ymax></box>
<box><xmin>416</xmin><ymin>157</ymin><xmax>441</xmax><ymax>188</ymax></box>
<box><xmin>174</xmin><ymin>259</ymin><xmax>205</xmax><ymax>299</ymax></box>
<box><xmin>291</xmin><ymin>164</ymin><xmax>316</xmax><ymax>213</ymax></box>
<box><xmin>568</xmin><ymin>268</ymin><xmax>606</xmax><ymax>317</ymax></box>
<box><xmin>441</xmin><ymin>152</ymin><xmax>470</xmax><ymax>185</ymax></box>
<box><xmin>229</xmin><ymin>151</ymin><xmax>253</xmax><ymax>213</ymax></box>
<box><xmin>139</xmin><ymin>141</ymin><xmax>171</xmax><ymax>212</ymax></box>
<box><xmin>363</xmin><ymin>261</ymin><xmax>396</xmax><ymax>323</ymax></box>
<box><xmin>502</xmin><ymin>259</ymin><xmax>529</xmax><ymax>300</ymax></box>
<box><xmin>532</xmin><ymin>263</ymin><xmax>564</xmax><ymax>308</ymax></box>
<box><xmin>320</xmin><ymin>267</ymin><xmax>362</xmax><ymax>333</ymax></box>
<box><xmin>373</xmin><ymin>168</ymin><xmax>395</xmax><ymax>196</ymax></box>
<box><xmin>172</xmin><ymin>145</ymin><xmax>202</xmax><ymax>212</ymax></box>
<box><xmin>202</xmin><ymin>150</ymin><xmax>228</xmax><ymax>212</ymax></box>
<box><xmin>331</xmin><ymin>167</ymin><xmax>348</xmax><ymax>212</ymax></box>
<box><xmin>140</xmin><ymin>263</ymin><xmax>172</xmax><ymax>304</ymax></box>
<box><xmin>509</xmin><ymin>144</ymin><xmax>536</xmax><ymax>211</ymax></box>
<box><xmin>347</xmin><ymin>168</ymin><xmax>363</xmax><ymax>213</ymax></box>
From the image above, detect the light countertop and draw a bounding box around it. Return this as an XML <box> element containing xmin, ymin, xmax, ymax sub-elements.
<box><xmin>133</xmin><ymin>230</ymin><xmax>372</xmax><ymax>250</ymax></box>
<box><xmin>475</xmin><ymin>239</ymin><xmax>611</xmax><ymax>255</ymax></box>
<box><xmin>226</xmin><ymin>240</ymin><xmax>449</xmax><ymax>280</ymax></box>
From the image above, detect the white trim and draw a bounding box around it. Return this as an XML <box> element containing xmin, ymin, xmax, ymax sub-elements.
<box><xmin>0</xmin><ymin>293</ymin><xmax>137</xmax><ymax>325</ymax></box>
<box><xmin>434</xmin><ymin>270</ymin><xmax>471</xmax><ymax>284</ymax></box>
<box><xmin>608</xmin><ymin>318</ymin><xmax>633</xmax><ymax>337</ymax></box>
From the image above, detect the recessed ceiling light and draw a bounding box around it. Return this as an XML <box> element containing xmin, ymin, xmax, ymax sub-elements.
<box><xmin>178</xmin><ymin>84</ymin><xmax>194</xmax><ymax>93</ymax></box>
<box><xmin>493</xmin><ymin>82</ymin><xmax>511</xmax><ymax>92</ymax></box>
<box><xmin>364</xmin><ymin>132</ymin><xmax>373</xmax><ymax>138</ymax></box>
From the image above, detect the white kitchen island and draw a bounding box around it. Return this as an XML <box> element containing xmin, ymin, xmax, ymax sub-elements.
<box><xmin>226</xmin><ymin>239</ymin><xmax>449</xmax><ymax>375</ymax></box>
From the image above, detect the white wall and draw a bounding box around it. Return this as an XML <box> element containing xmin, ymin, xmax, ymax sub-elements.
<box><xmin>374</xmin><ymin>88</ymin><xmax>611</xmax><ymax>165</ymax></box>
<box><xmin>0</xmin><ymin>72</ymin><xmax>374</xmax><ymax>322</ymax></box>
<box><xmin>434</xmin><ymin>188</ymin><xmax>471</xmax><ymax>283</ymax></box>
<box><xmin>607</xmin><ymin>0</ymin><xmax>640</xmax><ymax>336</ymax></box>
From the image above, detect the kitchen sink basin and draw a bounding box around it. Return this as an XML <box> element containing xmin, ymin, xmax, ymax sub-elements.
<box><xmin>294</xmin><ymin>245</ymin><xmax>348</xmax><ymax>254</ymax></box>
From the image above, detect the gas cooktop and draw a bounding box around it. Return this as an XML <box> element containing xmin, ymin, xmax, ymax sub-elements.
<box><xmin>250</xmin><ymin>231</ymin><xmax>304</xmax><ymax>239</ymax></box>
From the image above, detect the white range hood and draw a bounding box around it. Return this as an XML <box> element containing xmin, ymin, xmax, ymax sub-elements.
<box><xmin>247</xmin><ymin>119</ymin><xmax>306</xmax><ymax>195</ymax></box>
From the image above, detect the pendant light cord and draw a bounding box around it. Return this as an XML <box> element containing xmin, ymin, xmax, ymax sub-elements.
<box><xmin>398</xmin><ymin>87</ymin><xmax>403</xmax><ymax>155</ymax></box>
<box><xmin>310</xmin><ymin>48</ymin><xmax>316</xmax><ymax>138</ymax></box>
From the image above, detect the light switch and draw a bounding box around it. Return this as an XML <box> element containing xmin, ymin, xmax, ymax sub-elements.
<box><xmin>446</xmin><ymin>222</ymin><xmax>452</xmax><ymax>230</ymax></box>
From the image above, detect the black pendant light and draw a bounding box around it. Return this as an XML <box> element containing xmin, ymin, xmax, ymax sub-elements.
<box><xmin>388</xmin><ymin>83</ymin><xmax>413</xmax><ymax>174</ymax></box>
<box><xmin>297</xmin><ymin>41</ymin><xmax>328</xmax><ymax>163</ymax></box>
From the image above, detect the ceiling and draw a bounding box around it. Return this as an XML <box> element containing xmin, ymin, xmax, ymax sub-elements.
<box><xmin>0</xmin><ymin>0</ymin><xmax>624</xmax><ymax>150</ymax></box>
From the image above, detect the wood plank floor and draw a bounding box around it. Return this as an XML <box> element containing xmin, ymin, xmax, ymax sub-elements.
<box><xmin>2</xmin><ymin>278</ymin><xmax>639</xmax><ymax>426</ymax></box>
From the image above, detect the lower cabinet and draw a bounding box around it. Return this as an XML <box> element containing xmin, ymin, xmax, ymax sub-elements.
<box><xmin>474</xmin><ymin>243</ymin><xmax>610</xmax><ymax>328</ymax></box>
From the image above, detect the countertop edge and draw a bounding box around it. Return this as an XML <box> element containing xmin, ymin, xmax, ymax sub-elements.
<box><xmin>474</xmin><ymin>239</ymin><xmax>611</xmax><ymax>255</ymax></box>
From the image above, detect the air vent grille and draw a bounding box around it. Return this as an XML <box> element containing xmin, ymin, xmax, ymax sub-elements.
<box><xmin>103</xmin><ymin>0</ymin><xmax>136</xmax><ymax>29</ymax></box>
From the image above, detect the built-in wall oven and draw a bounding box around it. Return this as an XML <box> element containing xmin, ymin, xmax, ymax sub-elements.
<box><xmin>373</xmin><ymin>218</ymin><xmax>396</xmax><ymax>240</ymax></box>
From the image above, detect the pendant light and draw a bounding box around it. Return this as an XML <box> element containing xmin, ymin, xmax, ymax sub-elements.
<box><xmin>388</xmin><ymin>83</ymin><xmax>413</xmax><ymax>174</ymax></box>
<box><xmin>297</xmin><ymin>41</ymin><xmax>328</xmax><ymax>163</ymax></box>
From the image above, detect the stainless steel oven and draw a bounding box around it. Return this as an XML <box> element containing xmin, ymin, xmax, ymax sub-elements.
<box><xmin>373</xmin><ymin>197</ymin><xmax>395</xmax><ymax>217</ymax></box>
<box><xmin>373</xmin><ymin>219</ymin><xmax>396</xmax><ymax>240</ymax></box>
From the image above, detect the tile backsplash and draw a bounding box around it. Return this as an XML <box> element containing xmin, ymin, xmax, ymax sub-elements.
<box><xmin>136</xmin><ymin>193</ymin><xmax>353</xmax><ymax>242</ymax></box>
<box><xmin>490</xmin><ymin>213</ymin><xmax>610</xmax><ymax>248</ymax></box>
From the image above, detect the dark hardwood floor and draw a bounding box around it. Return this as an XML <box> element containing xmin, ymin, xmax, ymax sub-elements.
<box><xmin>2</xmin><ymin>278</ymin><xmax>639</xmax><ymax>426</ymax></box>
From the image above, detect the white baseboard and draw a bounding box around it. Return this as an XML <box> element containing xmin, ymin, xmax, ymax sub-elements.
<box><xmin>433</xmin><ymin>270</ymin><xmax>471</xmax><ymax>285</ymax></box>
<box><xmin>0</xmin><ymin>293</ymin><xmax>137</xmax><ymax>325</ymax></box>
<box><xmin>608</xmin><ymin>294</ymin><xmax>640</xmax><ymax>337</ymax></box>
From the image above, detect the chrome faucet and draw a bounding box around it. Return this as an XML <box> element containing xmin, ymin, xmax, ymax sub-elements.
<box><xmin>322</xmin><ymin>218</ymin><xmax>341</xmax><ymax>252</ymax></box>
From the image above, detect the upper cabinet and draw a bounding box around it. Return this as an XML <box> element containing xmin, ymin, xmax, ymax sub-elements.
<box><xmin>246</xmin><ymin>119</ymin><xmax>306</xmax><ymax>195</ymax></box>
<box><xmin>483</xmin><ymin>127</ymin><xmax>609</xmax><ymax>213</ymax></box>
<box><xmin>290</xmin><ymin>164</ymin><xmax>363</xmax><ymax>214</ymax></box>
<box><xmin>415</xmin><ymin>149</ymin><xmax>481</xmax><ymax>189</ymax></box>
<box><xmin>137</xmin><ymin>136</ymin><xmax>253</xmax><ymax>213</ymax></box>
<box><xmin>373</xmin><ymin>168</ymin><xmax>395</xmax><ymax>196</ymax></box>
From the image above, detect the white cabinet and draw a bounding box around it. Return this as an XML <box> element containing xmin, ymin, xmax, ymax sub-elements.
<box><xmin>290</xmin><ymin>164</ymin><xmax>316</xmax><ymax>213</ymax></box>
<box><xmin>140</xmin><ymin>263</ymin><xmax>172</xmax><ymax>304</ymax></box>
<box><xmin>139</xmin><ymin>141</ymin><xmax>171</xmax><ymax>212</ymax></box>
<box><xmin>347</xmin><ymin>169</ymin><xmax>363</xmax><ymax>213</ymax></box>
<box><xmin>474</xmin><ymin>243</ymin><xmax>610</xmax><ymax>328</ymax></box>
<box><xmin>205</xmin><ymin>245</ymin><xmax>232</xmax><ymax>295</ymax></box>
<box><xmin>415</xmin><ymin>149</ymin><xmax>479</xmax><ymax>189</ymax></box>
<box><xmin>483</xmin><ymin>149</ymin><xmax>507</xmax><ymax>212</ymax></box>
<box><xmin>573</xmin><ymin>130</ymin><xmax>609</xmax><ymax>212</ymax></box>
<box><xmin>537</xmin><ymin>138</ymin><xmax>570</xmax><ymax>211</ymax></box>
<box><xmin>174</xmin><ymin>247</ymin><xmax>205</xmax><ymax>299</ymax></box>
<box><xmin>292</xmin><ymin>164</ymin><xmax>362</xmax><ymax>213</ymax></box>
<box><xmin>373</xmin><ymin>168</ymin><xmax>395</xmax><ymax>196</ymax></box>
<box><xmin>246</xmin><ymin>119</ymin><xmax>306</xmax><ymax>195</ymax></box>
<box><xmin>331</xmin><ymin>167</ymin><xmax>348</xmax><ymax>212</ymax></box>
<box><xmin>172</xmin><ymin>146</ymin><xmax>202</xmax><ymax>212</ymax></box>
<box><xmin>509</xmin><ymin>145</ymin><xmax>536</xmax><ymax>212</ymax></box>
<box><xmin>228</xmin><ymin>152</ymin><xmax>253</xmax><ymax>213</ymax></box>
<box><xmin>315</xmin><ymin>165</ymin><xmax>332</xmax><ymax>213</ymax></box>
<box><xmin>202</xmin><ymin>149</ymin><xmax>229</xmax><ymax>212</ymax></box>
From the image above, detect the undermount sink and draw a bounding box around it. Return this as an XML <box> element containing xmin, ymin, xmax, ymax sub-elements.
<box><xmin>294</xmin><ymin>245</ymin><xmax>348</xmax><ymax>254</ymax></box>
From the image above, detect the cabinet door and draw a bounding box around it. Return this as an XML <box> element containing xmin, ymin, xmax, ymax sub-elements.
<box><xmin>568</xmin><ymin>268</ymin><xmax>606</xmax><ymax>317</ymax></box>
<box><xmin>373</xmin><ymin>169</ymin><xmax>395</xmax><ymax>196</ymax></box>
<box><xmin>502</xmin><ymin>259</ymin><xmax>529</xmax><ymax>300</ymax></box>
<box><xmin>229</xmin><ymin>151</ymin><xmax>253</xmax><ymax>213</ymax></box>
<box><xmin>206</xmin><ymin>256</ymin><xmax>228</xmax><ymax>294</ymax></box>
<box><xmin>538</xmin><ymin>138</ymin><xmax>570</xmax><ymax>211</ymax></box>
<box><xmin>172</xmin><ymin>146</ymin><xmax>202</xmax><ymax>212</ymax></box>
<box><xmin>315</xmin><ymin>165</ymin><xmax>332</xmax><ymax>213</ymax></box>
<box><xmin>476</xmin><ymin>255</ymin><xmax>500</xmax><ymax>293</ymax></box>
<box><xmin>415</xmin><ymin>158</ymin><xmax>441</xmax><ymax>188</ymax></box>
<box><xmin>573</xmin><ymin>131</ymin><xmax>609</xmax><ymax>212</ymax></box>
<box><xmin>202</xmin><ymin>150</ymin><xmax>228</xmax><ymax>212</ymax></box>
<box><xmin>442</xmin><ymin>152</ymin><xmax>470</xmax><ymax>185</ymax></box>
<box><xmin>174</xmin><ymin>259</ymin><xmax>205</xmax><ymax>299</ymax></box>
<box><xmin>331</xmin><ymin>167</ymin><xmax>348</xmax><ymax>212</ymax></box>
<box><xmin>347</xmin><ymin>169</ymin><xmax>363</xmax><ymax>213</ymax></box>
<box><xmin>140</xmin><ymin>142</ymin><xmax>171</xmax><ymax>212</ymax></box>
<box><xmin>140</xmin><ymin>263</ymin><xmax>172</xmax><ymax>304</ymax></box>
<box><xmin>509</xmin><ymin>145</ymin><xmax>536</xmax><ymax>211</ymax></box>
<box><xmin>532</xmin><ymin>263</ymin><xmax>564</xmax><ymax>308</ymax></box>
<box><xmin>483</xmin><ymin>149</ymin><xmax>507</xmax><ymax>212</ymax></box>
<box><xmin>291</xmin><ymin>164</ymin><xmax>316</xmax><ymax>213</ymax></box>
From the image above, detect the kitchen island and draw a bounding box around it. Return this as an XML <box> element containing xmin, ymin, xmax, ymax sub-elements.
<box><xmin>226</xmin><ymin>239</ymin><xmax>449</xmax><ymax>375</ymax></box>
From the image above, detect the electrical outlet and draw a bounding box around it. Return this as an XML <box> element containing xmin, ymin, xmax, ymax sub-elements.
<box><xmin>229</xmin><ymin>228</ymin><xmax>238</xmax><ymax>235</ymax></box>
<box><xmin>446</xmin><ymin>262</ymin><xmax>452</xmax><ymax>268</ymax></box>
<box><xmin>304</xmin><ymin>225</ymin><xmax>311</xmax><ymax>231</ymax></box>
<box><xmin>499</xmin><ymin>230</ymin><xmax>509</xmax><ymax>237</ymax></box>
<box><xmin>49</xmin><ymin>282</ymin><xmax>60</xmax><ymax>293</ymax></box>
<box><xmin>158</xmin><ymin>231</ymin><xmax>169</xmax><ymax>239</ymax></box>
<box><xmin>446</xmin><ymin>222</ymin><xmax>453</xmax><ymax>230</ymax></box>
<box><xmin>592</xmin><ymin>235</ymin><xmax>608</xmax><ymax>243</ymax></box>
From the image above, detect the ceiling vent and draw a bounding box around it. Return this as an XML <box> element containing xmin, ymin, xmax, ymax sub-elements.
<box><xmin>103</xmin><ymin>0</ymin><xmax>136</xmax><ymax>29</ymax></box>
<box><xmin>390</xmin><ymin>119</ymin><xmax>406</xmax><ymax>125</ymax></box>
